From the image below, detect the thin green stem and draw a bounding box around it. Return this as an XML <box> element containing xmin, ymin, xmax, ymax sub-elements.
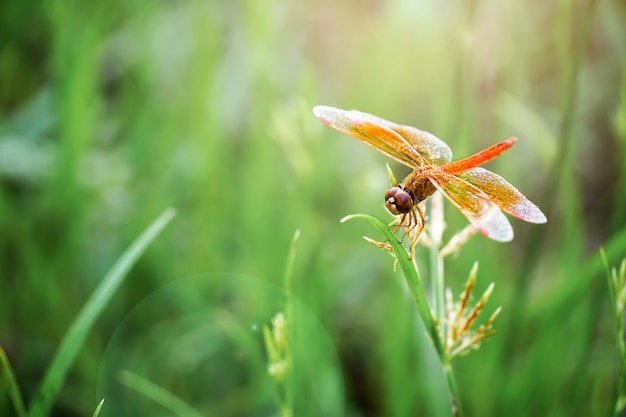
<box><xmin>429</xmin><ymin>195</ymin><xmax>446</xmax><ymax>328</ymax></box>
<box><xmin>428</xmin><ymin>194</ymin><xmax>463</xmax><ymax>417</ymax></box>
<box><xmin>422</xmin><ymin>250</ymin><xmax>463</xmax><ymax>417</ymax></box>
<box><xmin>443</xmin><ymin>362</ymin><xmax>464</xmax><ymax>417</ymax></box>
<box><xmin>602</xmin><ymin>249</ymin><xmax>626</xmax><ymax>416</ymax></box>
<box><xmin>282</xmin><ymin>229</ymin><xmax>300</xmax><ymax>417</ymax></box>
<box><xmin>430</xmin><ymin>246</ymin><xmax>445</xmax><ymax>332</ymax></box>
<box><xmin>615</xmin><ymin>324</ymin><xmax>626</xmax><ymax>417</ymax></box>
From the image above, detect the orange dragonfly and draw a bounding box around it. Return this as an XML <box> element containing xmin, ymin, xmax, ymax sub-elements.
<box><xmin>313</xmin><ymin>105</ymin><xmax>546</xmax><ymax>243</ymax></box>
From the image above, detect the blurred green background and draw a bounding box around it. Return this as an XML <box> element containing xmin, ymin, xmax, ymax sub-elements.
<box><xmin>1</xmin><ymin>0</ymin><xmax>626</xmax><ymax>416</ymax></box>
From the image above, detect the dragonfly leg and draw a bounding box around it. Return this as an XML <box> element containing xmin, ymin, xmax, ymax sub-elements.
<box><xmin>407</xmin><ymin>205</ymin><xmax>425</xmax><ymax>257</ymax></box>
<box><xmin>391</xmin><ymin>205</ymin><xmax>425</xmax><ymax>257</ymax></box>
<box><xmin>392</xmin><ymin>213</ymin><xmax>408</xmax><ymax>234</ymax></box>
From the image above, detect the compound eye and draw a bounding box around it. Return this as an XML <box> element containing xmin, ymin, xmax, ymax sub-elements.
<box><xmin>385</xmin><ymin>187</ymin><xmax>413</xmax><ymax>215</ymax></box>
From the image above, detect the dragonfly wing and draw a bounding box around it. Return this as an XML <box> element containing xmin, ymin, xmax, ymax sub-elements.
<box><xmin>458</xmin><ymin>167</ymin><xmax>547</xmax><ymax>224</ymax></box>
<box><xmin>390</xmin><ymin>125</ymin><xmax>452</xmax><ymax>166</ymax></box>
<box><xmin>345</xmin><ymin>110</ymin><xmax>453</xmax><ymax>166</ymax></box>
<box><xmin>313</xmin><ymin>106</ymin><xmax>425</xmax><ymax>168</ymax></box>
<box><xmin>430</xmin><ymin>172</ymin><xmax>514</xmax><ymax>242</ymax></box>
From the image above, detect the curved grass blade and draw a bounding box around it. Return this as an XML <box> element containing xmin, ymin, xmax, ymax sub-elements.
<box><xmin>92</xmin><ymin>399</ymin><xmax>104</xmax><ymax>417</ymax></box>
<box><xmin>341</xmin><ymin>214</ymin><xmax>444</xmax><ymax>355</ymax></box>
<box><xmin>27</xmin><ymin>208</ymin><xmax>177</xmax><ymax>417</ymax></box>
<box><xmin>117</xmin><ymin>370</ymin><xmax>204</xmax><ymax>417</ymax></box>
<box><xmin>1</xmin><ymin>346</ymin><xmax>26</xmax><ymax>417</ymax></box>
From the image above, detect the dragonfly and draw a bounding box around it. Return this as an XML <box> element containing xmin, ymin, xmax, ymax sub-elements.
<box><xmin>313</xmin><ymin>105</ymin><xmax>546</xmax><ymax>246</ymax></box>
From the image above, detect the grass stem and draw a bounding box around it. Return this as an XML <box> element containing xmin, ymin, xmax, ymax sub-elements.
<box><xmin>429</xmin><ymin>194</ymin><xmax>446</xmax><ymax>331</ymax></box>
<box><xmin>443</xmin><ymin>362</ymin><xmax>464</xmax><ymax>417</ymax></box>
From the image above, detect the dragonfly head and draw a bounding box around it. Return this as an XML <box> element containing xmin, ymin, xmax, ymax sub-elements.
<box><xmin>385</xmin><ymin>186</ymin><xmax>413</xmax><ymax>215</ymax></box>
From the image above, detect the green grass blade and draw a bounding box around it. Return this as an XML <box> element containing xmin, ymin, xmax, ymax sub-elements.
<box><xmin>27</xmin><ymin>207</ymin><xmax>177</xmax><ymax>417</ymax></box>
<box><xmin>1</xmin><ymin>346</ymin><xmax>26</xmax><ymax>417</ymax></box>
<box><xmin>283</xmin><ymin>229</ymin><xmax>300</xmax><ymax>295</ymax></box>
<box><xmin>117</xmin><ymin>370</ymin><xmax>204</xmax><ymax>417</ymax></box>
<box><xmin>341</xmin><ymin>214</ymin><xmax>444</xmax><ymax>356</ymax></box>
<box><xmin>92</xmin><ymin>399</ymin><xmax>104</xmax><ymax>417</ymax></box>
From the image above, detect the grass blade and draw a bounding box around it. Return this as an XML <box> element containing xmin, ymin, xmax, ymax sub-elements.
<box><xmin>117</xmin><ymin>370</ymin><xmax>204</xmax><ymax>417</ymax></box>
<box><xmin>27</xmin><ymin>207</ymin><xmax>177</xmax><ymax>417</ymax></box>
<box><xmin>343</xmin><ymin>213</ymin><xmax>462</xmax><ymax>416</ymax></box>
<box><xmin>341</xmin><ymin>214</ymin><xmax>444</xmax><ymax>355</ymax></box>
<box><xmin>92</xmin><ymin>399</ymin><xmax>104</xmax><ymax>417</ymax></box>
<box><xmin>1</xmin><ymin>346</ymin><xmax>26</xmax><ymax>417</ymax></box>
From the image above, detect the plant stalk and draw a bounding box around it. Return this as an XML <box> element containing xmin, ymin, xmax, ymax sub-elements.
<box><xmin>443</xmin><ymin>361</ymin><xmax>464</xmax><ymax>417</ymax></box>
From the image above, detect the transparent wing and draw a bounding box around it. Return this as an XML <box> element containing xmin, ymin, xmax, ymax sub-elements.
<box><xmin>351</xmin><ymin>111</ymin><xmax>453</xmax><ymax>166</ymax></box>
<box><xmin>429</xmin><ymin>171</ymin><xmax>514</xmax><ymax>242</ymax></box>
<box><xmin>314</xmin><ymin>106</ymin><xmax>435</xmax><ymax>168</ymax></box>
<box><xmin>458</xmin><ymin>167</ymin><xmax>547</xmax><ymax>224</ymax></box>
<box><xmin>388</xmin><ymin>125</ymin><xmax>452</xmax><ymax>165</ymax></box>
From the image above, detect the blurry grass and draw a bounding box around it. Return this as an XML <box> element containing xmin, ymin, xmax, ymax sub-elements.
<box><xmin>117</xmin><ymin>370</ymin><xmax>204</xmax><ymax>417</ymax></box>
<box><xmin>92</xmin><ymin>399</ymin><xmax>104</xmax><ymax>417</ymax></box>
<box><xmin>27</xmin><ymin>208</ymin><xmax>175</xmax><ymax>417</ymax></box>
<box><xmin>264</xmin><ymin>229</ymin><xmax>299</xmax><ymax>417</ymax></box>
<box><xmin>0</xmin><ymin>0</ymin><xmax>624</xmax><ymax>416</ymax></box>
<box><xmin>0</xmin><ymin>346</ymin><xmax>26</xmax><ymax>417</ymax></box>
<box><xmin>603</xmin><ymin>251</ymin><xmax>626</xmax><ymax>416</ymax></box>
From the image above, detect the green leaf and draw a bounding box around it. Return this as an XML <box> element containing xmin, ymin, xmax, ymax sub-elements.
<box><xmin>341</xmin><ymin>214</ymin><xmax>445</xmax><ymax>358</ymax></box>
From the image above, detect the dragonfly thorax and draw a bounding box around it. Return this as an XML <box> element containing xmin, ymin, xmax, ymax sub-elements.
<box><xmin>403</xmin><ymin>169</ymin><xmax>437</xmax><ymax>203</ymax></box>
